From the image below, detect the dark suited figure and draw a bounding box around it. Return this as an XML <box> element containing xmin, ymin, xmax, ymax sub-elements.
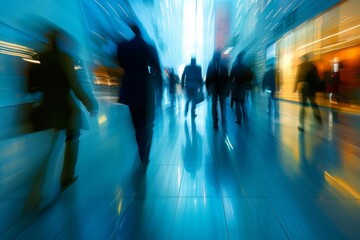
<box><xmin>324</xmin><ymin>59</ymin><xmax>341</xmax><ymax>122</ymax></box>
<box><xmin>262</xmin><ymin>63</ymin><xmax>279</xmax><ymax>117</ymax></box>
<box><xmin>206</xmin><ymin>51</ymin><xmax>230</xmax><ymax>129</ymax></box>
<box><xmin>37</xmin><ymin>29</ymin><xmax>99</xmax><ymax>189</ymax></box>
<box><xmin>230</xmin><ymin>52</ymin><xmax>254</xmax><ymax>125</ymax></box>
<box><xmin>117</xmin><ymin>25</ymin><xmax>162</xmax><ymax>163</ymax></box>
<box><xmin>181</xmin><ymin>57</ymin><xmax>203</xmax><ymax>118</ymax></box>
<box><xmin>293</xmin><ymin>54</ymin><xmax>322</xmax><ymax>131</ymax></box>
<box><xmin>168</xmin><ymin>68</ymin><xmax>179</xmax><ymax>108</ymax></box>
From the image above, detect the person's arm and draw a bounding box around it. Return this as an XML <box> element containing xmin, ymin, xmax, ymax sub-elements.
<box><xmin>181</xmin><ymin>67</ymin><xmax>186</xmax><ymax>89</ymax></box>
<box><xmin>224</xmin><ymin>66</ymin><xmax>231</xmax><ymax>97</ymax></box>
<box><xmin>148</xmin><ymin>45</ymin><xmax>163</xmax><ymax>101</ymax></box>
<box><xmin>205</xmin><ymin>64</ymin><xmax>212</xmax><ymax>95</ymax></box>
<box><xmin>262</xmin><ymin>72</ymin><xmax>267</xmax><ymax>92</ymax></box>
<box><xmin>293</xmin><ymin>69</ymin><xmax>300</xmax><ymax>93</ymax></box>
<box><xmin>197</xmin><ymin>67</ymin><xmax>203</xmax><ymax>89</ymax></box>
<box><xmin>229</xmin><ymin>66</ymin><xmax>236</xmax><ymax>93</ymax></box>
<box><xmin>62</xmin><ymin>53</ymin><xmax>99</xmax><ymax>115</ymax></box>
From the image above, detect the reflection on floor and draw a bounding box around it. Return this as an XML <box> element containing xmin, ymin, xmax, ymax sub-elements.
<box><xmin>1</xmin><ymin>92</ymin><xmax>360</xmax><ymax>239</ymax></box>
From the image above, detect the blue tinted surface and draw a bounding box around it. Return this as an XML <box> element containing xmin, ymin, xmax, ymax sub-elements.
<box><xmin>1</xmin><ymin>90</ymin><xmax>360</xmax><ymax>239</ymax></box>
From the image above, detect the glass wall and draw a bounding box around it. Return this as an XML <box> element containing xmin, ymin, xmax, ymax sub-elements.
<box><xmin>276</xmin><ymin>0</ymin><xmax>360</xmax><ymax>108</ymax></box>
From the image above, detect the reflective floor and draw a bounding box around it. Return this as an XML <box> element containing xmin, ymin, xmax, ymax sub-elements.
<box><xmin>1</xmin><ymin>90</ymin><xmax>360</xmax><ymax>239</ymax></box>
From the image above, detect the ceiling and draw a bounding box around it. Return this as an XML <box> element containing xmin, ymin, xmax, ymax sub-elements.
<box><xmin>81</xmin><ymin>0</ymin><xmax>235</xmax><ymax>71</ymax></box>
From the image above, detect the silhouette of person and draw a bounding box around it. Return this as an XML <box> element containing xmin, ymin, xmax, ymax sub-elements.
<box><xmin>168</xmin><ymin>68</ymin><xmax>179</xmax><ymax>108</ymax></box>
<box><xmin>324</xmin><ymin>58</ymin><xmax>341</xmax><ymax>122</ymax></box>
<box><xmin>293</xmin><ymin>54</ymin><xmax>322</xmax><ymax>131</ymax></box>
<box><xmin>230</xmin><ymin>51</ymin><xmax>254</xmax><ymax>125</ymax></box>
<box><xmin>116</xmin><ymin>24</ymin><xmax>162</xmax><ymax>164</ymax></box>
<box><xmin>262</xmin><ymin>62</ymin><xmax>279</xmax><ymax>117</ymax></box>
<box><xmin>35</xmin><ymin>28</ymin><xmax>99</xmax><ymax>189</ymax></box>
<box><xmin>206</xmin><ymin>51</ymin><xmax>230</xmax><ymax>129</ymax></box>
<box><xmin>181</xmin><ymin>57</ymin><xmax>203</xmax><ymax>118</ymax></box>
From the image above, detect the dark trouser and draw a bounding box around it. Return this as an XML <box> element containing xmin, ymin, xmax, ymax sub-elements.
<box><xmin>329</xmin><ymin>92</ymin><xmax>340</xmax><ymax>121</ymax></box>
<box><xmin>268</xmin><ymin>91</ymin><xmax>279</xmax><ymax>115</ymax></box>
<box><xmin>230</xmin><ymin>94</ymin><xmax>235</xmax><ymax>109</ymax></box>
<box><xmin>61</xmin><ymin>129</ymin><xmax>80</xmax><ymax>185</ymax></box>
<box><xmin>129</xmin><ymin>106</ymin><xmax>155</xmax><ymax>162</ymax></box>
<box><xmin>185</xmin><ymin>88</ymin><xmax>197</xmax><ymax>116</ymax></box>
<box><xmin>211</xmin><ymin>92</ymin><xmax>226</xmax><ymax>126</ymax></box>
<box><xmin>235</xmin><ymin>98</ymin><xmax>247</xmax><ymax>123</ymax></box>
<box><xmin>299</xmin><ymin>86</ymin><xmax>322</xmax><ymax>126</ymax></box>
<box><xmin>170</xmin><ymin>93</ymin><xmax>176</xmax><ymax>108</ymax></box>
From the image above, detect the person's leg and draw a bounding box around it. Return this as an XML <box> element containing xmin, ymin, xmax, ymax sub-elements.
<box><xmin>189</xmin><ymin>89</ymin><xmax>197</xmax><ymax>117</ymax></box>
<box><xmin>184</xmin><ymin>89</ymin><xmax>191</xmax><ymax>117</ymax></box>
<box><xmin>267</xmin><ymin>92</ymin><xmax>272</xmax><ymax>114</ymax></box>
<box><xmin>309</xmin><ymin>93</ymin><xmax>322</xmax><ymax>123</ymax></box>
<box><xmin>240</xmin><ymin>99</ymin><xmax>247</xmax><ymax>123</ymax></box>
<box><xmin>298</xmin><ymin>89</ymin><xmax>307</xmax><ymax>130</ymax></box>
<box><xmin>129</xmin><ymin>106</ymin><xmax>142</xmax><ymax>150</ymax></box>
<box><xmin>171</xmin><ymin>93</ymin><xmax>176</xmax><ymax>108</ymax></box>
<box><xmin>130</xmin><ymin>106</ymin><xmax>152</xmax><ymax>163</ymax></box>
<box><xmin>142</xmin><ymin>107</ymin><xmax>155</xmax><ymax>163</ymax></box>
<box><xmin>230</xmin><ymin>94</ymin><xmax>235</xmax><ymax>109</ymax></box>
<box><xmin>330</xmin><ymin>92</ymin><xmax>340</xmax><ymax>122</ymax></box>
<box><xmin>272</xmin><ymin>92</ymin><xmax>279</xmax><ymax>117</ymax></box>
<box><xmin>184</xmin><ymin>98</ymin><xmax>190</xmax><ymax>117</ymax></box>
<box><xmin>235</xmin><ymin>98</ymin><xmax>242</xmax><ymax>124</ymax></box>
<box><xmin>212</xmin><ymin>93</ymin><xmax>218</xmax><ymax>127</ymax></box>
<box><xmin>61</xmin><ymin>129</ymin><xmax>81</xmax><ymax>187</ymax></box>
<box><xmin>299</xmin><ymin>101</ymin><xmax>306</xmax><ymax>129</ymax></box>
<box><xmin>219</xmin><ymin>95</ymin><xmax>227</xmax><ymax>127</ymax></box>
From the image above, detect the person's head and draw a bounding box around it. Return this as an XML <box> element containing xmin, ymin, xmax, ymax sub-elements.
<box><xmin>46</xmin><ymin>29</ymin><xmax>60</xmax><ymax>48</ymax></box>
<box><xmin>213</xmin><ymin>51</ymin><xmax>221</xmax><ymax>63</ymax></box>
<box><xmin>301</xmin><ymin>53</ymin><xmax>313</xmax><ymax>62</ymax></box>
<box><xmin>236</xmin><ymin>51</ymin><xmax>245</xmax><ymax>62</ymax></box>
<box><xmin>191</xmin><ymin>57</ymin><xmax>196</xmax><ymax>65</ymax></box>
<box><xmin>130</xmin><ymin>24</ymin><xmax>141</xmax><ymax>37</ymax></box>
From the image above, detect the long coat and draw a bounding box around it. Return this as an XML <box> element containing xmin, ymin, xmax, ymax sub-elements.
<box><xmin>205</xmin><ymin>61</ymin><xmax>230</xmax><ymax>97</ymax></box>
<box><xmin>38</xmin><ymin>48</ymin><xmax>98</xmax><ymax>130</ymax></box>
<box><xmin>181</xmin><ymin>64</ymin><xmax>203</xmax><ymax>92</ymax></box>
<box><xmin>262</xmin><ymin>69</ymin><xmax>277</xmax><ymax>92</ymax></box>
<box><xmin>294</xmin><ymin>61</ymin><xmax>319</xmax><ymax>93</ymax></box>
<box><xmin>230</xmin><ymin>62</ymin><xmax>253</xmax><ymax>100</ymax></box>
<box><xmin>117</xmin><ymin>36</ymin><xmax>162</xmax><ymax>109</ymax></box>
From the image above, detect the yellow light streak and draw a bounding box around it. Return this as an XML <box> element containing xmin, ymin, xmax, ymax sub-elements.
<box><xmin>0</xmin><ymin>50</ymin><xmax>32</xmax><ymax>58</ymax></box>
<box><xmin>22</xmin><ymin>58</ymin><xmax>40</xmax><ymax>64</ymax></box>
<box><xmin>0</xmin><ymin>40</ymin><xmax>33</xmax><ymax>52</ymax></box>
<box><xmin>0</xmin><ymin>40</ymin><xmax>35</xmax><ymax>59</ymax></box>
<box><xmin>297</xmin><ymin>24</ymin><xmax>360</xmax><ymax>50</ymax></box>
<box><xmin>324</xmin><ymin>171</ymin><xmax>360</xmax><ymax>199</ymax></box>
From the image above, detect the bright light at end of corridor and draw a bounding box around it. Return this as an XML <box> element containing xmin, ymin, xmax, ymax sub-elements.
<box><xmin>98</xmin><ymin>115</ymin><xmax>107</xmax><ymax>125</ymax></box>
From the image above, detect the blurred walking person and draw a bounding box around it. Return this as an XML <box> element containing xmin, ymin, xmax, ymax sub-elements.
<box><xmin>181</xmin><ymin>57</ymin><xmax>203</xmax><ymax>118</ymax></box>
<box><xmin>230</xmin><ymin>51</ymin><xmax>254</xmax><ymax>126</ymax></box>
<box><xmin>262</xmin><ymin>62</ymin><xmax>279</xmax><ymax>117</ymax></box>
<box><xmin>168</xmin><ymin>68</ymin><xmax>179</xmax><ymax>109</ymax></box>
<box><xmin>34</xmin><ymin>28</ymin><xmax>99</xmax><ymax>190</ymax></box>
<box><xmin>293</xmin><ymin>54</ymin><xmax>322</xmax><ymax>131</ymax></box>
<box><xmin>324</xmin><ymin>58</ymin><xmax>341</xmax><ymax>122</ymax></box>
<box><xmin>206</xmin><ymin>51</ymin><xmax>230</xmax><ymax>129</ymax></box>
<box><xmin>116</xmin><ymin>24</ymin><xmax>162</xmax><ymax>164</ymax></box>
